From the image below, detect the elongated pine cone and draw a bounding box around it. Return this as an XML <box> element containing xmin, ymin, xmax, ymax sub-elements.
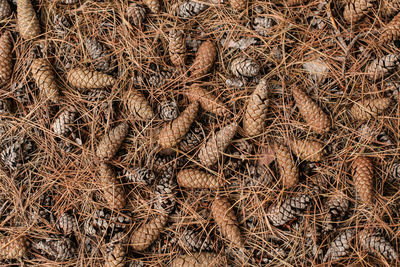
<box><xmin>230</xmin><ymin>0</ymin><xmax>246</xmax><ymax>10</ymax></box>
<box><xmin>179</xmin><ymin>122</ymin><xmax>204</xmax><ymax>152</ymax></box>
<box><xmin>380</xmin><ymin>12</ymin><xmax>400</xmax><ymax>44</ymax></box>
<box><xmin>273</xmin><ymin>142</ymin><xmax>299</xmax><ymax>188</ymax></box>
<box><xmin>130</xmin><ymin>214</ymin><xmax>168</xmax><ymax>252</ymax></box>
<box><xmin>143</xmin><ymin>0</ymin><xmax>160</xmax><ymax>13</ymax></box>
<box><xmin>52</xmin><ymin>106</ymin><xmax>77</xmax><ymax>136</ymax></box>
<box><xmin>99</xmin><ymin>163</ymin><xmax>126</xmax><ymax>210</ymax></box>
<box><xmin>289</xmin><ymin>138</ymin><xmax>324</xmax><ymax>162</ymax></box>
<box><xmin>177</xmin><ymin>228</ymin><xmax>212</xmax><ymax>252</ymax></box>
<box><xmin>267</xmin><ymin>200</ymin><xmax>297</xmax><ymax>226</ymax></box>
<box><xmin>323</xmin><ymin>229</ymin><xmax>355</xmax><ymax>262</ymax></box>
<box><xmin>350</xmin><ymin>98</ymin><xmax>391</xmax><ymax>121</ymax></box>
<box><xmin>171</xmin><ymin>253</ymin><xmax>225</xmax><ymax>267</ymax></box>
<box><xmin>0</xmin><ymin>31</ymin><xmax>12</xmax><ymax>85</ymax></box>
<box><xmin>127</xmin><ymin>3</ymin><xmax>146</xmax><ymax>27</ymax></box>
<box><xmin>96</xmin><ymin>122</ymin><xmax>129</xmax><ymax>161</ymax></box>
<box><xmin>174</xmin><ymin>1</ymin><xmax>208</xmax><ymax>19</ymax></box>
<box><xmin>0</xmin><ymin>235</ymin><xmax>27</xmax><ymax>260</ymax></box>
<box><xmin>56</xmin><ymin>212</ymin><xmax>78</xmax><ymax>236</ymax></box>
<box><xmin>359</xmin><ymin>230</ymin><xmax>398</xmax><ymax>261</ymax></box>
<box><xmin>125</xmin><ymin>89</ymin><xmax>154</xmax><ymax>120</ymax></box>
<box><xmin>177</xmin><ymin>169</ymin><xmax>224</xmax><ymax>189</ymax></box>
<box><xmin>231</xmin><ymin>57</ymin><xmax>260</xmax><ymax>78</ymax></box>
<box><xmin>124</xmin><ymin>167</ymin><xmax>155</xmax><ymax>185</ymax></box>
<box><xmin>322</xmin><ymin>194</ymin><xmax>349</xmax><ymax>232</ymax></box>
<box><xmin>31</xmin><ymin>58</ymin><xmax>60</xmax><ymax>103</ymax></box>
<box><xmin>169</xmin><ymin>29</ymin><xmax>186</xmax><ymax>67</ymax></box>
<box><xmin>352</xmin><ymin>156</ymin><xmax>374</xmax><ymax>204</ymax></box>
<box><xmin>85</xmin><ymin>37</ymin><xmax>113</xmax><ymax>72</ymax></box>
<box><xmin>190</xmin><ymin>40</ymin><xmax>217</xmax><ymax>79</ymax></box>
<box><xmin>104</xmin><ymin>233</ymin><xmax>127</xmax><ymax>267</ymax></box>
<box><xmin>292</xmin><ymin>87</ymin><xmax>331</xmax><ymax>134</ymax></box>
<box><xmin>343</xmin><ymin>0</ymin><xmax>373</xmax><ymax>23</ymax></box>
<box><xmin>380</xmin><ymin>0</ymin><xmax>400</xmax><ymax>17</ymax></box>
<box><xmin>158</xmin><ymin>101</ymin><xmax>199</xmax><ymax>149</ymax></box>
<box><xmin>0</xmin><ymin>0</ymin><xmax>11</xmax><ymax>20</ymax></box>
<box><xmin>33</xmin><ymin>237</ymin><xmax>74</xmax><ymax>261</ymax></box>
<box><xmin>198</xmin><ymin>122</ymin><xmax>238</xmax><ymax>167</ymax></box>
<box><xmin>366</xmin><ymin>54</ymin><xmax>399</xmax><ymax>81</ymax></box>
<box><xmin>243</xmin><ymin>78</ymin><xmax>269</xmax><ymax>137</ymax></box>
<box><xmin>186</xmin><ymin>84</ymin><xmax>227</xmax><ymax>115</ymax></box>
<box><xmin>67</xmin><ymin>67</ymin><xmax>116</xmax><ymax>89</ymax></box>
<box><xmin>17</xmin><ymin>0</ymin><xmax>41</xmax><ymax>39</ymax></box>
<box><xmin>211</xmin><ymin>197</ymin><xmax>244</xmax><ymax>248</ymax></box>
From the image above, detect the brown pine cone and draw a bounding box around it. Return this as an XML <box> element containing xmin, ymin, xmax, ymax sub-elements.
<box><xmin>171</xmin><ymin>252</ymin><xmax>226</xmax><ymax>267</ymax></box>
<box><xmin>123</xmin><ymin>167</ymin><xmax>155</xmax><ymax>185</ymax></box>
<box><xmin>143</xmin><ymin>0</ymin><xmax>160</xmax><ymax>13</ymax></box>
<box><xmin>169</xmin><ymin>29</ymin><xmax>186</xmax><ymax>67</ymax></box>
<box><xmin>127</xmin><ymin>3</ymin><xmax>146</xmax><ymax>27</ymax></box>
<box><xmin>186</xmin><ymin>83</ymin><xmax>228</xmax><ymax>115</ymax></box>
<box><xmin>359</xmin><ymin>230</ymin><xmax>398</xmax><ymax>261</ymax></box>
<box><xmin>33</xmin><ymin>237</ymin><xmax>75</xmax><ymax>261</ymax></box>
<box><xmin>158</xmin><ymin>101</ymin><xmax>199</xmax><ymax>149</ymax></box>
<box><xmin>211</xmin><ymin>197</ymin><xmax>244</xmax><ymax>248</ymax></box>
<box><xmin>99</xmin><ymin>163</ymin><xmax>126</xmax><ymax>210</ymax></box>
<box><xmin>352</xmin><ymin>156</ymin><xmax>374</xmax><ymax>204</ymax></box>
<box><xmin>322</xmin><ymin>193</ymin><xmax>349</xmax><ymax>232</ymax></box>
<box><xmin>289</xmin><ymin>138</ymin><xmax>324</xmax><ymax>162</ymax></box>
<box><xmin>229</xmin><ymin>0</ymin><xmax>246</xmax><ymax>10</ymax></box>
<box><xmin>190</xmin><ymin>40</ymin><xmax>217</xmax><ymax>79</ymax></box>
<box><xmin>51</xmin><ymin>106</ymin><xmax>77</xmax><ymax>136</ymax></box>
<box><xmin>243</xmin><ymin>78</ymin><xmax>269</xmax><ymax>137</ymax></box>
<box><xmin>66</xmin><ymin>67</ymin><xmax>116</xmax><ymax>89</ymax></box>
<box><xmin>96</xmin><ymin>122</ymin><xmax>129</xmax><ymax>161</ymax></box>
<box><xmin>85</xmin><ymin>37</ymin><xmax>113</xmax><ymax>73</ymax></box>
<box><xmin>158</xmin><ymin>100</ymin><xmax>179</xmax><ymax>121</ymax></box>
<box><xmin>31</xmin><ymin>58</ymin><xmax>60</xmax><ymax>103</ymax></box>
<box><xmin>174</xmin><ymin>1</ymin><xmax>208</xmax><ymax>19</ymax></box>
<box><xmin>178</xmin><ymin>122</ymin><xmax>204</xmax><ymax>152</ymax></box>
<box><xmin>0</xmin><ymin>235</ymin><xmax>28</xmax><ymax>260</ymax></box>
<box><xmin>380</xmin><ymin>12</ymin><xmax>400</xmax><ymax>44</ymax></box>
<box><xmin>323</xmin><ymin>229</ymin><xmax>355</xmax><ymax>262</ymax></box>
<box><xmin>0</xmin><ymin>31</ymin><xmax>12</xmax><ymax>85</ymax></box>
<box><xmin>177</xmin><ymin>168</ymin><xmax>224</xmax><ymax>189</ymax></box>
<box><xmin>177</xmin><ymin>228</ymin><xmax>212</xmax><ymax>252</ymax></box>
<box><xmin>17</xmin><ymin>0</ymin><xmax>41</xmax><ymax>39</ymax></box>
<box><xmin>350</xmin><ymin>98</ymin><xmax>391</xmax><ymax>121</ymax></box>
<box><xmin>380</xmin><ymin>0</ymin><xmax>400</xmax><ymax>17</ymax></box>
<box><xmin>198</xmin><ymin>122</ymin><xmax>238</xmax><ymax>167</ymax></box>
<box><xmin>230</xmin><ymin>57</ymin><xmax>260</xmax><ymax>78</ymax></box>
<box><xmin>366</xmin><ymin>54</ymin><xmax>399</xmax><ymax>81</ymax></box>
<box><xmin>56</xmin><ymin>212</ymin><xmax>78</xmax><ymax>236</ymax></box>
<box><xmin>130</xmin><ymin>214</ymin><xmax>168</xmax><ymax>252</ymax></box>
<box><xmin>273</xmin><ymin>142</ymin><xmax>299</xmax><ymax>188</ymax></box>
<box><xmin>267</xmin><ymin>200</ymin><xmax>297</xmax><ymax>226</ymax></box>
<box><xmin>292</xmin><ymin>87</ymin><xmax>330</xmax><ymax>134</ymax></box>
<box><xmin>104</xmin><ymin>233</ymin><xmax>127</xmax><ymax>267</ymax></box>
<box><xmin>0</xmin><ymin>0</ymin><xmax>11</xmax><ymax>20</ymax></box>
<box><xmin>343</xmin><ymin>0</ymin><xmax>373</xmax><ymax>24</ymax></box>
<box><xmin>125</xmin><ymin>89</ymin><xmax>154</xmax><ymax>120</ymax></box>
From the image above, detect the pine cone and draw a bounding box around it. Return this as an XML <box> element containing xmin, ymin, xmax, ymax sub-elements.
<box><xmin>198</xmin><ymin>122</ymin><xmax>238</xmax><ymax>167</ymax></box>
<box><xmin>390</xmin><ymin>162</ymin><xmax>400</xmax><ymax>181</ymax></box>
<box><xmin>31</xmin><ymin>58</ymin><xmax>60</xmax><ymax>103</ymax></box>
<box><xmin>380</xmin><ymin>0</ymin><xmax>400</xmax><ymax>17</ymax></box>
<box><xmin>148</xmin><ymin>69</ymin><xmax>173</xmax><ymax>87</ymax></box>
<box><xmin>190</xmin><ymin>40</ymin><xmax>217</xmax><ymax>79</ymax></box>
<box><xmin>96</xmin><ymin>122</ymin><xmax>129</xmax><ymax>161</ymax></box>
<box><xmin>127</xmin><ymin>3</ymin><xmax>146</xmax><ymax>27</ymax></box>
<box><xmin>154</xmin><ymin>166</ymin><xmax>176</xmax><ymax>214</ymax></box>
<box><xmin>359</xmin><ymin>230</ymin><xmax>398</xmax><ymax>261</ymax></box>
<box><xmin>99</xmin><ymin>163</ymin><xmax>126</xmax><ymax>210</ymax></box>
<box><xmin>177</xmin><ymin>228</ymin><xmax>212</xmax><ymax>252</ymax></box>
<box><xmin>267</xmin><ymin>199</ymin><xmax>297</xmax><ymax>226</ymax></box>
<box><xmin>123</xmin><ymin>167</ymin><xmax>155</xmax><ymax>185</ymax></box>
<box><xmin>104</xmin><ymin>233</ymin><xmax>127</xmax><ymax>267</ymax></box>
<box><xmin>343</xmin><ymin>0</ymin><xmax>373</xmax><ymax>23</ymax></box>
<box><xmin>352</xmin><ymin>156</ymin><xmax>373</xmax><ymax>204</ymax></box>
<box><xmin>350</xmin><ymin>97</ymin><xmax>391</xmax><ymax>121</ymax></box>
<box><xmin>17</xmin><ymin>0</ymin><xmax>41</xmax><ymax>40</ymax></box>
<box><xmin>152</xmin><ymin>154</ymin><xmax>185</xmax><ymax>173</ymax></box>
<box><xmin>289</xmin><ymin>138</ymin><xmax>324</xmax><ymax>162</ymax></box>
<box><xmin>0</xmin><ymin>31</ymin><xmax>12</xmax><ymax>85</ymax></box>
<box><xmin>57</xmin><ymin>0</ymin><xmax>79</xmax><ymax>3</ymax></box>
<box><xmin>178</xmin><ymin>122</ymin><xmax>204</xmax><ymax>152</ymax></box>
<box><xmin>357</xmin><ymin>122</ymin><xmax>392</xmax><ymax>145</ymax></box>
<box><xmin>33</xmin><ymin>237</ymin><xmax>75</xmax><ymax>261</ymax></box>
<box><xmin>158</xmin><ymin>100</ymin><xmax>179</xmax><ymax>121</ymax></box>
<box><xmin>85</xmin><ymin>37</ymin><xmax>113</xmax><ymax>72</ymax></box>
<box><xmin>177</xmin><ymin>168</ymin><xmax>224</xmax><ymax>189</ymax></box>
<box><xmin>322</xmin><ymin>193</ymin><xmax>349</xmax><ymax>232</ymax></box>
<box><xmin>56</xmin><ymin>212</ymin><xmax>78</xmax><ymax>236</ymax></box>
<box><xmin>53</xmin><ymin>13</ymin><xmax>70</xmax><ymax>37</ymax></box>
<box><xmin>125</xmin><ymin>89</ymin><xmax>154</xmax><ymax>120</ymax></box>
<box><xmin>292</xmin><ymin>87</ymin><xmax>331</xmax><ymax>134</ymax></box>
<box><xmin>158</xmin><ymin>101</ymin><xmax>199</xmax><ymax>149</ymax></box>
<box><xmin>230</xmin><ymin>0</ymin><xmax>246</xmax><ymax>10</ymax></box>
<box><xmin>0</xmin><ymin>235</ymin><xmax>28</xmax><ymax>260</ymax></box>
<box><xmin>169</xmin><ymin>29</ymin><xmax>187</xmax><ymax>67</ymax></box>
<box><xmin>143</xmin><ymin>0</ymin><xmax>160</xmax><ymax>13</ymax></box>
<box><xmin>273</xmin><ymin>142</ymin><xmax>299</xmax><ymax>188</ymax></box>
<box><xmin>0</xmin><ymin>0</ymin><xmax>11</xmax><ymax>20</ymax></box>
<box><xmin>186</xmin><ymin>83</ymin><xmax>228</xmax><ymax>115</ymax></box>
<box><xmin>174</xmin><ymin>1</ymin><xmax>208</xmax><ymax>18</ymax></box>
<box><xmin>51</xmin><ymin>106</ymin><xmax>77</xmax><ymax>136</ymax></box>
<box><xmin>66</xmin><ymin>67</ymin><xmax>116</xmax><ymax>89</ymax></box>
<box><xmin>211</xmin><ymin>197</ymin><xmax>243</xmax><ymax>248</ymax></box>
<box><xmin>231</xmin><ymin>57</ymin><xmax>260</xmax><ymax>78</ymax></box>
<box><xmin>380</xmin><ymin>12</ymin><xmax>400</xmax><ymax>44</ymax></box>
<box><xmin>243</xmin><ymin>78</ymin><xmax>269</xmax><ymax>137</ymax></box>
<box><xmin>171</xmin><ymin>253</ymin><xmax>225</xmax><ymax>267</ymax></box>
<box><xmin>366</xmin><ymin>54</ymin><xmax>399</xmax><ymax>81</ymax></box>
<box><xmin>130</xmin><ymin>214</ymin><xmax>168</xmax><ymax>252</ymax></box>
<box><xmin>323</xmin><ymin>229</ymin><xmax>355</xmax><ymax>262</ymax></box>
